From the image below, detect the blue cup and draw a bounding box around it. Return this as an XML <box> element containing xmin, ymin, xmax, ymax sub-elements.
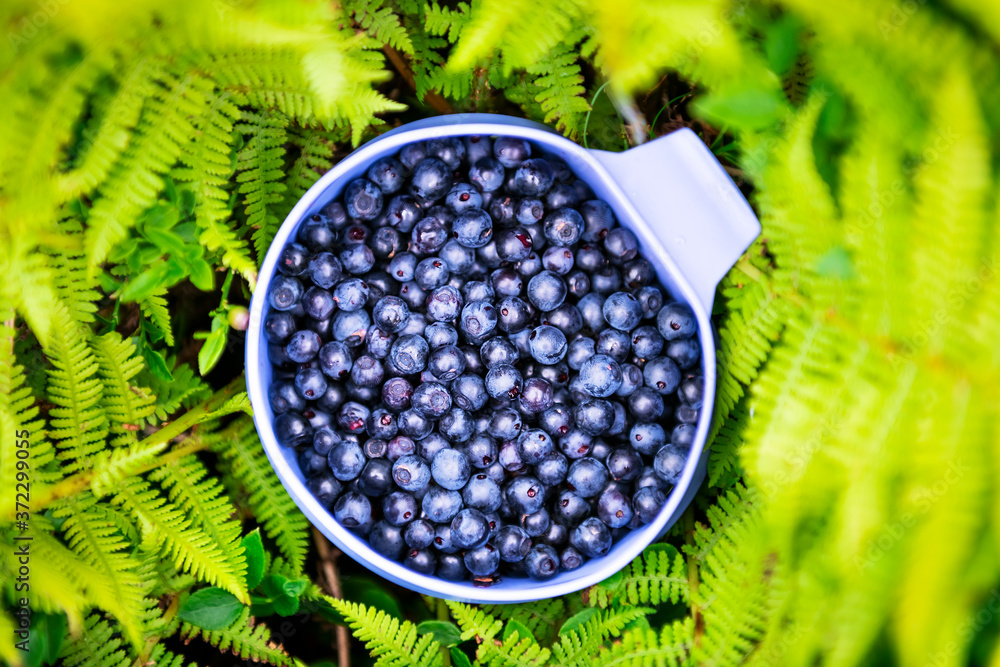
<box><xmin>246</xmin><ymin>114</ymin><xmax>760</xmax><ymax>602</ymax></box>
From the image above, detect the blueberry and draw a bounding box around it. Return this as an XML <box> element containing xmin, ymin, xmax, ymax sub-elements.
<box><xmin>428</xmin><ymin>137</ymin><xmax>466</xmax><ymax>170</ymax></box>
<box><xmin>398</xmin><ymin>281</ymin><xmax>426</xmax><ymax>310</ymax></box>
<box><xmin>299</xmin><ymin>447</ymin><xmax>329</xmax><ymax>477</ymax></box>
<box><xmin>630</xmin><ymin>326</ymin><xmax>664</xmax><ymax>359</ymax></box>
<box><xmin>559</xmin><ymin>429</ymin><xmax>593</xmax><ymax>459</ymax></box>
<box><xmin>277</xmin><ymin>242</ymin><xmax>310</xmax><ymax>277</ymax></box>
<box><xmin>543</xmin><ymin>208</ymin><xmax>584</xmax><ymax>247</ymax></box>
<box><xmin>317</xmin><ymin>382</ymin><xmax>347</xmax><ymax>413</ymax></box>
<box><xmin>460</xmin><ymin>300</ymin><xmax>498</xmax><ymax>339</ymax></box>
<box><xmin>633</xmin><ymin>487</ymin><xmax>666</xmax><ymax>524</ymax></box>
<box><xmin>513</xmin><ymin>199</ymin><xmax>542</xmax><ymax>227</ymax></box>
<box><xmin>629</xmin><ymin>422</ymin><xmax>665</xmax><ymax>456</ymax></box>
<box><xmin>541</xmin><ymin>247</ymin><xmax>574</xmax><ymax>277</ymax></box>
<box><xmin>678</xmin><ymin>375</ymin><xmax>704</xmax><ymax>408</ymax></box>
<box><xmin>436</xmin><ymin>553</ymin><xmax>467</xmax><ymax>580</ymax></box>
<box><xmin>414</xmin><ymin>257</ymin><xmax>451</xmax><ymax>290</ymax></box>
<box><xmin>399</xmin><ymin>141</ymin><xmax>428</xmax><ymax>169</ymax></box>
<box><xmin>603</xmin><ymin>292</ymin><xmax>642</xmax><ymax>331</ymax></box>
<box><xmin>676</xmin><ymin>403</ymin><xmax>700</xmax><ymax>424</ymax></box>
<box><xmin>577</xmin><ymin>200</ymin><xmax>615</xmax><ymax>243</ymax></box>
<box><xmin>485</xmin><ymin>363</ymin><xmax>523</xmax><ymax>399</ymax></box>
<box><xmin>294</xmin><ymin>367</ymin><xmax>328</xmax><ymax>400</ymax></box>
<box><xmin>313</xmin><ymin>426</ymin><xmax>341</xmax><ymax>456</ymax></box>
<box><xmin>469</xmin><ymin>157</ymin><xmax>505</xmax><ymax>192</ymax></box>
<box><xmin>604</xmin><ymin>227</ymin><xmax>639</xmax><ymax>264</ymax></box>
<box><xmin>671</xmin><ymin>423</ymin><xmax>697</xmax><ymax>449</ymax></box>
<box><xmin>628</xmin><ymin>386</ymin><xmax>664</xmax><ymax>422</ymax></box>
<box><xmin>553</xmin><ymin>490</ymin><xmax>591</xmax><ymax>526</ymax></box>
<box><xmin>545</xmin><ymin>182</ymin><xmax>580</xmax><ymax>209</ymax></box>
<box><xmin>657</xmin><ymin>302</ymin><xmax>697</xmax><ymax>340</ymax></box>
<box><xmin>389</xmin><ymin>334</ymin><xmax>430</xmax><ymax>375</ymax></box>
<box><xmin>397</xmin><ymin>408</ymin><xmax>434</xmax><ymax>440</ymax></box>
<box><xmin>488</xmin><ymin>195</ymin><xmax>518</xmax><ymax>227</ymax></box>
<box><xmin>522</xmin><ymin>544</ymin><xmax>559</xmax><ymax>579</ymax></box>
<box><xmin>595</xmin><ymin>329</ymin><xmax>631</xmax><ymax>363</ymax></box>
<box><xmin>519</xmin><ymin>377</ymin><xmax>554</xmax><ymax>414</ymax></box>
<box><xmin>357</xmin><ymin>458</ymin><xmax>394</xmax><ymax>497</ymax></box>
<box><xmin>560</xmin><ymin>547</ymin><xmax>584</xmax><ymax>570</ymax></box>
<box><xmin>298</xmin><ymin>214</ymin><xmax>337</xmax><ymax>251</ymax></box>
<box><xmin>574</xmin><ymin>399</ymin><xmax>614</xmax><ymax>435</ymax></box>
<box><xmin>412</xmin><ymin>381</ymin><xmax>452</xmax><ymax>418</ymax></box>
<box><xmin>369</xmin><ymin>521</ymin><xmax>405</xmax><ymax>560</ymax></box>
<box><xmin>480</xmin><ymin>336</ymin><xmax>519</xmax><ymax>369</ymax></box>
<box><xmin>505</xmin><ymin>475</ymin><xmax>545</xmax><ymax>514</ymax></box>
<box><xmin>571</xmin><ymin>517</ymin><xmax>612</xmax><ymax>557</ymax></box>
<box><xmin>439</xmin><ymin>240</ymin><xmax>476</xmax><ymax>274</ymax></box>
<box><xmin>264</xmin><ymin>311</ymin><xmax>297</xmax><ymax>345</ymax></box>
<box><xmin>464</xmin><ymin>543</ymin><xmax>500</xmax><ymax>577</ymax></box>
<box><xmin>597</xmin><ymin>487</ymin><xmax>633</xmax><ymax>529</ymax></box>
<box><xmin>591</xmin><ymin>266</ymin><xmax>622</xmax><ymax>294</ymax></box>
<box><xmin>431</xmin><ymin>449</ymin><xmax>471</xmax><ymax>490</ymax></box>
<box><xmin>370</xmin><ymin>295</ymin><xmax>410</xmax><ymax>333</ymax></box>
<box><xmin>363</xmin><ymin>437</ymin><xmax>388</xmax><ymax>459</ymax></box>
<box><xmin>493</xmin><ymin>137</ymin><xmax>530</xmax><ymax>168</ymax></box>
<box><xmin>339</xmin><ymin>243</ymin><xmax>376</xmax><ymax>275</ymax></box>
<box><xmin>350</xmin><ymin>355</ymin><xmax>384</xmax><ymax>387</ymax></box>
<box><xmin>521</xmin><ymin>508</ymin><xmax>551</xmax><ymax>537</ymax></box>
<box><xmin>495</xmin><ymin>226</ymin><xmax>534</xmax><ymax>262</ymax></box>
<box><xmin>566</xmin><ymin>458</ymin><xmax>608</xmax><ymax>498</ymax></box>
<box><xmin>450</xmin><ymin>508</ymin><xmax>490</xmax><ymax>549</ymax></box>
<box><xmin>332</xmin><ymin>309</ymin><xmax>371</xmax><ymax>346</ymax></box>
<box><xmin>274</xmin><ymin>412</ymin><xmax>313</xmax><ymax>447</ymax></box>
<box><xmin>575</xmin><ymin>354</ymin><xmax>622</xmax><ymax>398</ymax></box>
<box><xmin>424</xmin><ymin>286</ymin><xmax>463</xmax><ymax>324</ymax></box>
<box><xmin>388</xmin><ymin>252</ymin><xmax>417</xmax><ymax>283</ymax></box>
<box><xmin>284</xmin><ymin>330</ymin><xmax>320</xmax><ymax>363</ymax></box>
<box><xmin>516</xmin><ymin>429</ymin><xmax>554</xmax><ymax>465</ymax></box>
<box><xmin>393</xmin><ymin>454</ymin><xmax>431</xmax><ymax>492</ymax></box>
<box><xmin>327</xmin><ymin>439</ymin><xmax>365</xmax><ymax>481</ymax></box>
<box><xmin>653</xmin><ymin>444</ymin><xmax>687</xmax><ymax>484</ymax></box>
<box><xmin>423</xmin><ymin>485</ymin><xmax>463</xmax><ymax>523</ymax></box>
<box><xmin>344</xmin><ymin>178</ymin><xmax>384</xmax><ymax>220</ymax></box>
<box><xmin>409</xmin><ymin>157</ymin><xmax>452</xmax><ymax>200</ymax></box>
<box><xmin>381</xmin><ymin>377</ymin><xmax>413</xmax><ymax>412</ymax></box>
<box><xmin>623</xmin><ymin>258</ymin><xmax>655</xmax><ymax>289</ymax></box>
<box><xmin>382</xmin><ymin>491</ymin><xmax>418</xmax><ymax>526</ymax></box>
<box><xmin>268</xmin><ymin>275</ymin><xmax>303</xmax><ymax>311</ymax></box>
<box><xmin>666</xmin><ymin>337</ymin><xmax>701</xmax><ymax>370</ymax></box>
<box><xmin>404</xmin><ymin>519</ymin><xmax>435</xmax><ymax>549</ymax></box>
<box><xmin>334</xmin><ymin>491</ymin><xmax>371</xmax><ymax>529</ymax></box>
<box><xmin>387</xmin><ymin>195</ymin><xmax>423</xmax><ymax>233</ymax></box>
<box><xmin>403</xmin><ymin>547</ymin><xmax>437</xmax><ymax>574</ymax></box>
<box><xmin>490</xmin><ymin>408</ymin><xmax>524</xmax><ymax>443</ymax></box>
<box><xmin>453</xmin><ymin>209</ymin><xmax>493</xmax><ymax>248</ymax></box>
<box><xmin>490</xmin><ymin>268</ymin><xmax>523</xmax><ymax>298</ymax></box>
<box><xmin>412</xmin><ymin>216</ymin><xmax>450</xmax><ymax>255</ymax></box>
<box><xmin>514</xmin><ymin>158</ymin><xmax>555</xmax><ymax>196</ymax></box>
<box><xmin>425</xmin><ymin>322</ymin><xmax>459</xmax><ymax>349</ymax></box>
<box><xmin>643</xmin><ymin>356</ymin><xmax>681</xmax><ymax>395</ymax></box>
<box><xmin>615</xmin><ymin>364</ymin><xmax>643</xmax><ymax>398</ymax></box>
<box><xmin>367</xmin><ymin>156</ymin><xmax>405</xmax><ymax>194</ymax></box>
<box><xmin>306</xmin><ymin>472</ymin><xmax>342</xmax><ymax>508</ymax></box>
<box><xmin>539</xmin><ymin>406</ymin><xmax>573</xmax><ymax>438</ymax></box>
<box><xmin>496</xmin><ymin>525</ymin><xmax>532</xmax><ymax>562</ymax></box>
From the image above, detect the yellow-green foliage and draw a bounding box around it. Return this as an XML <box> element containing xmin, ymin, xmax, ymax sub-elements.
<box><xmin>3</xmin><ymin>0</ymin><xmax>1000</xmax><ymax>666</ymax></box>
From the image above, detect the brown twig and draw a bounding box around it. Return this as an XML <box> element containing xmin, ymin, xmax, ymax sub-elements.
<box><xmin>382</xmin><ymin>44</ymin><xmax>455</xmax><ymax>115</ymax></box>
<box><xmin>314</xmin><ymin>527</ymin><xmax>351</xmax><ymax>667</ymax></box>
<box><xmin>684</xmin><ymin>509</ymin><xmax>703</xmax><ymax>647</ymax></box>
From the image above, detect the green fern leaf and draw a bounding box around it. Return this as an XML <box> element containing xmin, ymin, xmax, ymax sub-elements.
<box><xmin>551</xmin><ymin>606</ymin><xmax>651</xmax><ymax>667</ymax></box>
<box><xmin>447</xmin><ymin>602</ymin><xmax>551</xmax><ymax>667</ymax></box>
<box><xmin>586</xmin><ymin>543</ymin><xmax>688</xmax><ymax>608</ymax></box>
<box><xmin>140</xmin><ymin>357</ymin><xmax>211</xmax><ymax>421</ymax></box>
<box><xmin>330</xmin><ymin>599</ymin><xmax>442</xmax><ymax>667</ymax></box>
<box><xmin>54</xmin><ymin>495</ymin><xmax>147</xmax><ymax>650</ymax></box>
<box><xmin>424</xmin><ymin>2</ymin><xmax>472</xmax><ymax>44</ymax></box>
<box><xmin>180</xmin><ymin>607</ymin><xmax>295</xmax><ymax>666</ymax></box>
<box><xmin>236</xmin><ymin>109</ymin><xmax>289</xmax><ymax>264</ymax></box>
<box><xmin>594</xmin><ymin>619</ymin><xmax>693</xmax><ymax>667</ymax></box>
<box><xmin>59</xmin><ymin>614</ymin><xmax>131</xmax><ymax>667</ymax></box>
<box><xmin>211</xmin><ymin>417</ymin><xmax>309</xmax><ymax>573</ymax></box>
<box><xmin>282</xmin><ymin>127</ymin><xmax>336</xmax><ymax>212</ymax></box>
<box><xmin>348</xmin><ymin>0</ymin><xmax>415</xmax><ymax>54</ymax></box>
<box><xmin>140</xmin><ymin>290</ymin><xmax>175</xmax><ymax>347</ymax></box>
<box><xmin>91</xmin><ymin>331</ymin><xmax>157</xmax><ymax>443</ymax></box>
<box><xmin>478</xmin><ymin>598</ymin><xmax>566</xmax><ymax>646</ymax></box>
<box><xmin>111</xmin><ymin>477</ymin><xmax>248</xmax><ymax>602</ymax></box>
<box><xmin>45</xmin><ymin>303</ymin><xmax>108</xmax><ymax>473</ymax></box>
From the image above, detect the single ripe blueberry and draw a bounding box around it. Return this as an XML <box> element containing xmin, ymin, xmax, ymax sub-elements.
<box><xmin>553</xmin><ymin>490</ymin><xmax>591</xmax><ymax>526</ymax></box>
<box><xmin>382</xmin><ymin>377</ymin><xmax>413</xmax><ymax>411</ymax></box>
<box><xmin>286</xmin><ymin>330</ymin><xmax>322</xmax><ymax>363</ymax></box>
<box><xmin>633</xmin><ymin>486</ymin><xmax>667</xmax><ymax>524</ymax></box>
<box><xmin>604</xmin><ymin>227</ymin><xmax>639</xmax><ymax>263</ymax></box>
<box><xmin>334</xmin><ymin>491</ymin><xmax>371</xmax><ymax>529</ymax></box>
<box><xmin>464</xmin><ymin>543</ymin><xmax>500</xmax><ymax>577</ymax></box>
<box><xmin>387</xmin><ymin>195</ymin><xmax>423</xmax><ymax>233</ymax></box>
<box><xmin>403</xmin><ymin>548</ymin><xmax>437</xmax><ymax>574</ymax></box>
<box><xmin>437</xmin><ymin>553</ymin><xmax>468</xmax><ymax>580</ymax></box>
<box><xmin>453</xmin><ymin>209</ymin><xmax>493</xmax><ymax>249</ymax></box>
<box><xmin>294</xmin><ymin>367</ymin><xmax>328</xmax><ymax>400</ymax></box>
<box><xmin>597</xmin><ymin>487</ymin><xmax>633</xmax><ymax>528</ymax></box>
<box><xmin>367</xmin><ymin>156</ymin><xmax>405</xmax><ymax>194</ymax></box>
<box><xmin>333</xmin><ymin>278</ymin><xmax>370</xmax><ymax>312</ymax></box>
<box><xmin>657</xmin><ymin>302</ymin><xmax>697</xmax><ymax>340</ymax></box>
<box><xmin>560</xmin><ymin>546</ymin><xmax>584</xmax><ymax>570</ymax></box>
<box><xmin>643</xmin><ymin>356</ymin><xmax>681</xmax><ymax>395</ymax></box>
<box><xmin>571</xmin><ymin>517</ymin><xmax>612</xmax><ymax>557</ymax></box>
<box><xmin>505</xmin><ymin>475</ymin><xmax>545</xmax><ymax>514</ymax></box>
<box><xmin>328</xmin><ymin>440</ymin><xmax>365</xmax><ymax>481</ymax></box>
<box><xmin>451</xmin><ymin>508</ymin><xmax>490</xmax><ymax>549</ymax></box>
<box><xmin>428</xmin><ymin>137</ymin><xmax>466</xmax><ymax>170</ymax></box>
<box><xmin>431</xmin><ymin>449</ymin><xmax>472</xmax><ymax>490</ymax></box>
<box><xmin>496</xmin><ymin>525</ymin><xmax>532</xmax><ymax>562</ymax></box>
<box><xmin>469</xmin><ymin>157</ymin><xmax>505</xmax><ymax>192</ymax></box>
<box><xmin>372</xmin><ymin>295</ymin><xmax>410</xmax><ymax>333</ymax></box>
<box><xmin>267</xmin><ymin>275</ymin><xmax>303</xmax><ymax>311</ymax></box>
<box><xmin>393</xmin><ymin>454</ymin><xmax>431</xmax><ymax>493</ymax></box>
<box><xmin>305</xmin><ymin>473</ymin><xmax>342</xmax><ymax>508</ymax></box>
<box><xmin>578</xmin><ymin>354</ymin><xmax>623</xmax><ymax>397</ymax></box>
<box><xmin>404</xmin><ymin>519</ymin><xmax>435</xmax><ymax>549</ymax></box>
<box><xmin>463</xmin><ymin>433</ymin><xmax>498</xmax><ymax>468</ymax></box>
<box><xmin>495</xmin><ymin>226</ymin><xmax>534</xmax><ymax>262</ymax></box>
<box><xmin>630</xmin><ymin>422</ymin><xmax>666</xmax><ymax>456</ymax></box>
<box><xmin>382</xmin><ymin>491</ymin><xmax>418</xmax><ymax>526</ymax></box>
<box><xmin>543</xmin><ymin>208</ymin><xmax>584</xmax><ymax>247</ymax></box>
<box><xmin>579</xmin><ymin>200</ymin><xmax>615</xmax><ymax>243</ymax></box>
<box><xmin>344</xmin><ymin>178</ymin><xmax>384</xmax><ymax>220</ymax></box>
<box><xmin>603</xmin><ymin>292</ymin><xmax>643</xmax><ymax>331</ymax></box>
<box><xmin>275</xmin><ymin>412</ymin><xmax>313</xmax><ymax>448</ymax></box>
<box><xmin>566</xmin><ymin>458</ymin><xmax>608</xmax><ymax>498</ymax></box>
<box><xmin>298</xmin><ymin>214</ymin><xmax>336</xmax><ymax>251</ymax></box>
<box><xmin>485</xmin><ymin>363</ymin><xmax>523</xmax><ymax>400</ymax></box>
<box><xmin>654</xmin><ymin>444</ymin><xmax>687</xmax><ymax>484</ymax></box>
<box><xmin>357</xmin><ymin>458</ymin><xmax>394</xmax><ymax>497</ymax></box>
<box><xmin>414</xmin><ymin>257</ymin><xmax>451</xmax><ymax>290</ymax></box>
<box><xmin>514</xmin><ymin>158</ymin><xmax>555</xmax><ymax>196</ymax></box>
<box><xmin>494</xmin><ymin>137</ymin><xmax>531</xmax><ymax>168</ymax></box>
<box><xmin>369</xmin><ymin>521</ymin><xmax>405</xmax><ymax>560</ymax></box>
<box><xmin>409</xmin><ymin>157</ymin><xmax>452</xmax><ymax>200</ymax></box>
<box><xmin>666</xmin><ymin>337</ymin><xmax>701</xmax><ymax>370</ymax></box>
<box><xmin>422</xmin><ymin>485</ymin><xmax>464</xmax><ymax>523</ymax></box>
<box><xmin>452</xmin><ymin>373</ymin><xmax>489</xmax><ymax>412</ymax></box>
<box><xmin>516</xmin><ymin>429</ymin><xmax>555</xmax><ymax>464</ymax></box>
<box><xmin>389</xmin><ymin>334</ymin><xmax>430</xmax><ymax>375</ymax></box>
<box><xmin>277</xmin><ymin>242</ymin><xmax>310</xmax><ymax>276</ymax></box>
<box><xmin>524</xmin><ymin>544</ymin><xmax>560</xmax><ymax>580</ymax></box>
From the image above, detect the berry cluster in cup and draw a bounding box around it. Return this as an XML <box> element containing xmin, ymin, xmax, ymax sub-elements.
<box><xmin>264</xmin><ymin>135</ymin><xmax>703</xmax><ymax>584</ymax></box>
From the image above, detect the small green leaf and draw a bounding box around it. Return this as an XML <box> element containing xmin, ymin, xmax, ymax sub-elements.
<box><xmin>503</xmin><ymin>619</ymin><xmax>535</xmax><ymax>643</ymax></box>
<box><xmin>178</xmin><ymin>587</ymin><xmax>244</xmax><ymax>630</ymax></box>
<box><xmin>559</xmin><ymin>608</ymin><xmax>599</xmax><ymax>637</ymax></box>
<box><xmin>261</xmin><ymin>574</ymin><xmax>290</xmax><ymax>598</ymax></box>
<box><xmin>693</xmin><ymin>84</ymin><xmax>786</xmax><ymax>131</ymax></box>
<box><xmin>273</xmin><ymin>593</ymin><xmax>300</xmax><ymax>617</ymax></box>
<box><xmin>249</xmin><ymin>594</ymin><xmax>275</xmax><ymax>618</ymax></box>
<box><xmin>143</xmin><ymin>227</ymin><xmax>188</xmax><ymax>257</ymax></box>
<box><xmin>189</xmin><ymin>258</ymin><xmax>215</xmax><ymax>291</ymax></box>
<box><xmin>282</xmin><ymin>577</ymin><xmax>309</xmax><ymax>598</ymax></box>
<box><xmin>198</xmin><ymin>323</ymin><xmax>228</xmax><ymax>375</ymax></box>
<box><xmin>118</xmin><ymin>263</ymin><xmax>170</xmax><ymax>302</ymax></box>
<box><xmin>764</xmin><ymin>15</ymin><xmax>801</xmax><ymax>76</ymax></box>
<box><xmin>416</xmin><ymin>620</ymin><xmax>463</xmax><ymax>647</ymax></box>
<box><xmin>450</xmin><ymin>647</ymin><xmax>473</xmax><ymax>667</ymax></box>
<box><xmin>139</xmin><ymin>343</ymin><xmax>174</xmax><ymax>383</ymax></box>
<box><xmin>241</xmin><ymin>530</ymin><xmax>265</xmax><ymax>589</ymax></box>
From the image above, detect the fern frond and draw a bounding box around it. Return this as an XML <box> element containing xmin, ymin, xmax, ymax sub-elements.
<box><xmin>526</xmin><ymin>38</ymin><xmax>590</xmax><ymax>138</ymax></box>
<box><xmin>45</xmin><ymin>303</ymin><xmax>108</xmax><ymax>473</ymax></box>
<box><xmin>347</xmin><ymin>0</ymin><xmax>415</xmax><ymax>54</ymax></box>
<box><xmin>148</xmin><ymin>454</ymin><xmax>247</xmax><ymax>593</ymax></box>
<box><xmin>85</xmin><ymin>70</ymin><xmax>216</xmax><ymax>273</ymax></box>
<box><xmin>111</xmin><ymin>477</ymin><xmax>248</xmax><ymax>602</ymax></box>
<box><xmin>91</xmin><ymin>331</ymin><xmax>157</xmax><ymax>444</ymax></box>
<box><xmin>550</xmin><ymin>606</ymin><xmax>651</xmax><ymax>667</ymax></box>
<box><xmin>283</xmin><ymin>127</ymin><xmax>335</xmax><ymax>210</ymax></box>
<box><xmin>173</xmin><ymin>86</ymin><xmax>257</xmax><ymax>286</ymax></box>
<box><xmin>448</xmin><ymin>602</ymin><xmax>551</xmax><ymax>667</ymax></box>
<box><xmin>55</xmin><ymin>495</ymin><xmax>147</xmax><ymax>649</ymax></box>
<box><xmin>586</xmin><ymin>544</ymin><xmax>688</xmax><ymax>608</ymax></box>
<box><xmin>236</xmin><ymin>109</ymin><xmax>289</xmax><ymax>264</ymax></box>
<box><xmin>424</xmin><ymin>2</ymin><xmax>472</xmax><ymax>44</ymax></box>
<box><xmin>181</xmin><ymin>607</ymin><xmax>294</xmax><ymax>666</ymax></box>
<box><xmin>88</xmin><ymin>439</ymin><xmax>170</xmax><ymax>498</ymax></box>
<box><xmin>48</xmin><ymin>218</ymin><xmax>102</xmax><ymax>323</ymax></box>
<box><xmin>479</xmin><ymin>598</ymin><xmax>566</xmax><ymax>646</ymax></box>
<box><xmin>329</xmin><ymin>599</ymin><xmax>442</xmax><ymax>667</ymax></box>
<box><xmin>211</xmin><ymin>417</ymin><xmax>309</xmax><ymax>573</ymax></box>
<box><xmin>594</xmin><ymin>619</ymin><xmax>693</xmax><ymax>667</ymax></box>
<box><xmin>140</xmin><ymin>357</ymin><xmax>211</xmax><ymax>421</ymax></box>
<box><xmin>59</xmin><ymin>614</ymin><xmax>131</xmax><ymax>667</ymax></box>
<box><xmin>140</xmin><ymin>291</ymin><xmax>175</xmax><ymax>347</ymax></box>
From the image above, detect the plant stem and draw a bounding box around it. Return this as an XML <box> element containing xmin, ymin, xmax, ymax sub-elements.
<box><xmin>438</xmin><ymin>597</ymin><xmax>452</xmax><ymax>667</ymax></box>
<box><xmin>382</xmin><ymin>44</ymin><xmax>455</xmax><ymax>115</ymax></box>
<box><xmin>314</xmin><ymin>527</ymin><xmax>351</xmax><ymax>667</ymax></box>
<box><xmin>13</xmin><ymin>375</ymin><xmax>247</xmax><ymax>519</ymax></box>
<box><xmin>684</xmin><ymin>508</ymin><xmax>703</xmax><ymax>648</ymax></box>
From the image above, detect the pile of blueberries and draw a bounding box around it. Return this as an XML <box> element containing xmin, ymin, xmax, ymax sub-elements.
<box><xmin>264</xmin><ymin>134</ymin><xmax>703</xmax><ymax>584</ymax></box>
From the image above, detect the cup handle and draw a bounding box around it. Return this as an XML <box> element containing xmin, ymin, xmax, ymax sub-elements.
<box><xmin>591</xmin><ymin>128</ymin><xmax>761</xmax><ymax>312</ymax></box>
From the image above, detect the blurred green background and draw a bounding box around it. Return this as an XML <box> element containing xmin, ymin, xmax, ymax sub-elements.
<box><xmin>2</xmin><ymin>0</ymin><xmax>1000</xmax><ymax>666</ymax></box>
